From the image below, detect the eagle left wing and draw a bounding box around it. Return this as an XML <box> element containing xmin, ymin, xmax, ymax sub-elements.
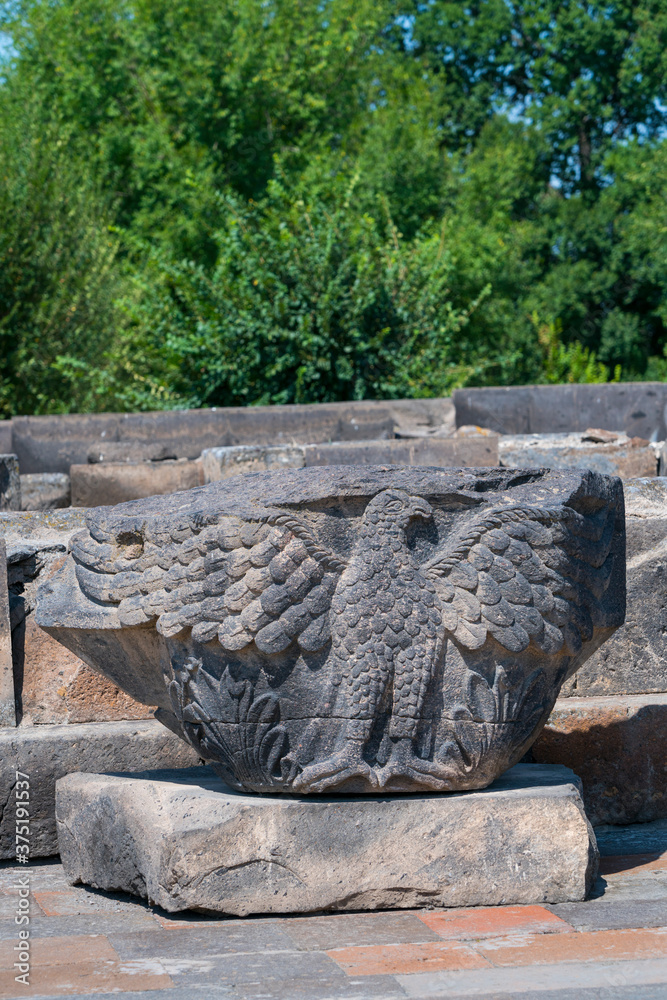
<box><xmin>422</xmin><ymin>502</ymin><xmax>617</xmax><ymax>656</ymax></box>
<box><xmin>70</xmin><ymin>509</ymin><xmax>345</xmax><ymax>655</ymax></box>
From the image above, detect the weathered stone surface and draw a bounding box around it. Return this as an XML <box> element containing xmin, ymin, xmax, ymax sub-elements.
<box><xmin>0</xmin><ymin>509</ymin><xmax>152</xmax><ymax>725</ymax></box>
<box><xmin>0</xmin><ymin>455</ymin><xmax>20</xmax><ymax>511</ymax></box>
<box><xmin>37</xmin><ymin>466</ymin><xmax>625</xmax><ymax>796</ymax></box>
<box><xmin>0</xmin><ymin>719</ymin><xmax>204</xmax><ymax>859</ymax></box>
<box><xmin>454</xmin><ymin>383</ymin><xmax>667</xmax><ymax>440</ymax></box>
<box><xmin>19</xmin><ymin>612</ymin><xmax>154</xmax><ymax>724</ymax></box>
<box><xmin>202</xmin><ymin>436</ymin><xmax>498</xmax><ymax>481</ymax></box>
<box><xmin>532</xmin><ymin>693</ymin><xmax>667</xmax><ymax>826</ymax></box>
<box><xmin>302</xmin><ymin>435</ymin><xmax>499</xmax><ymax>468</ymax></box>
<box><xmin>0</xmin><ymin>541</ymin><xmax>15</xmax><ymax>727</ymax></box>
<box><xmin>55</xmin><ymin>763</ymin><xmax>598</xmax><ymax>915</ymax></box>
<box><xmin>70</xmin><ymin>458</ymin><xmax>204</xmax><ymax>507</ymax></box>
<box><xmin>201</xmin><ymin>444</ymin><xmax>306</xmax><ymax>481</ymax></box>
<box><xmin>20</xmin><ymin>473</ymin><xmax>71</xmax><ymax>510</ymax></box>
<box><xmin>499</xmin><ymin>431</ymin><xmax>659</xmax><ymax>479</ymax></box>
<box><xmin>563</xmin><ymin>477</ymin><xmax>667</xmax><ymax>696</ymax></box>
<box><xmin>0</xmin><ymin>422</ymin><xmax>12</xmax><ymax>455</ymax></box>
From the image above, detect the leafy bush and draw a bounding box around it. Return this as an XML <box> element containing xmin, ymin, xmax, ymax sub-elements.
<box><xmin>118</xmin><ymin>176</ymin><xmax>486</xmax><ymax>407</ymax></box>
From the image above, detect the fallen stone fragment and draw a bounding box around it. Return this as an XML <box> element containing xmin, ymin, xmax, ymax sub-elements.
<box><xmin>20</xmin><ymin>473</ymin><xmax>71</xmax><ymax>510</ymax></box>
<box><xmin>56</xmin><ymin>763</ymin><xmax>598</xmax><ymax>915</ymax></box>
<box><xmin>532</xmin><ymin>693</ymin><xmax>667</xmax><ymax>826</ymax></box>
<box><xmin>0</xmin><ymin>719</ymin><xmax>203</xmax><ymax>859</ymax></box>
<box><xmin>499</xmin><ymin>431</ymin><xmax>659</xmax><ymax>478</ymax></box>
<box><xmin>70</xmin><ymin>458</ymin><xmax>204</xmax><ymax>507</ymax></box>
<box><xmin>0</xmin><ymin>455</ymin><xmax>21</xmax><ymax>511</ymax></box>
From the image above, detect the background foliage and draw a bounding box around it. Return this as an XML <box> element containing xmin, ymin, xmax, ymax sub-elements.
<box><xmin>1</xmin><ymin>0</ymin><xmax>666</xmax><ymax>414</ymax></box>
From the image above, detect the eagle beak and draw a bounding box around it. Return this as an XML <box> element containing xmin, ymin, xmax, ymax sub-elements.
<box><xmin>408</xmin><ymin>496</ymin><xmax>433</xmax><ymax>520</ymax></box>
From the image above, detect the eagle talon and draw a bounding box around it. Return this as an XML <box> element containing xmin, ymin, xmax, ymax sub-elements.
<box><xmin>377</xmin><ymin>738</ymin><xmax>454</xmax><ymax>790</ymax></box>
<box><xmin>291</xmin><ymin>747</ymin><xmax>377</xmax><ymax>792</ymax></box>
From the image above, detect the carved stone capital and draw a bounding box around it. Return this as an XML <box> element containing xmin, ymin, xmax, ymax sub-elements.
<box><xmin>36</xmin><ymin>466</ymin><xmax>626</xmax><ymax>794</ymax></box>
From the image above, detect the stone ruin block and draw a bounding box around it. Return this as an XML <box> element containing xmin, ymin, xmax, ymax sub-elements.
<box><xmin>56</xmin><ymin>762</ymin><xmax>597</xmax><ymax>915</ymax></box>
<box><xmin>20</xmin><ymin>473</ymin><xmax>71</xmax><ymax>511</ymax></box>
<box><xmin>201</xmin><ymin>445</ymin><xmax>306</xmax><ymax>481</ymax></box>
<box><xmin>454</xmin><ymin>382</ymin><xmax>667</xmax><ymax>440</ymax></box>
<box><xmin>70</xmin><ymin>458</ymin><xmax>204</xmax><ymax>507</ymax></box>
<box><xmin>0</xmin><ymin>454</ymin><xmax>21</xmax><ymax>511</ymax></box>
<box><xmin>563</xmin><ymin>477</ymin><xmax>667</xmax><ymax>697</ymax></box>
<box><xmin>499</xmin><ymin>429</ymin><xmax>658</xmax><ymax>479</ymax></box>
<box><xmin>532</xmin><ymin>692</ymin><xmax>667</xmax><ymax>826</ymax></box>
<box><xmin>201</xmin><ymin>434</ymin><xmax>498</xmax><ymax>483</ymax></box>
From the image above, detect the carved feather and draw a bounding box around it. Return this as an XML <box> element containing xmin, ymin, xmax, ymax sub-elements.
<box><xmin>71</xmin><ymin>509</ymin><xmax>344</xmax><ymax>654</ymax></box>
<box><xmin>423</xmin><ymin>503</ymin><xmax>616</xmax><ymax>655</ymax></box>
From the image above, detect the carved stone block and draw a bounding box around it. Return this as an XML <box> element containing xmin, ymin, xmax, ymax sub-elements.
<box><xmin>36</xmin><ymin>466</ymin><xmax>626</xmax><ymax>795</ymax></box>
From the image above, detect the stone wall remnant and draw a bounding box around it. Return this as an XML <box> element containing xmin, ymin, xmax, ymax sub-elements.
<box><xmin>453</xmin><ymin>383</ymin><xmax>667</xmax><ymax>441</ymax></box>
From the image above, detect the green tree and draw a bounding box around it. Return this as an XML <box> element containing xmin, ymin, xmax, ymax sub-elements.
<box><xmin>395</xmin><ymin>0</ymin><xmax>667</xmax><ymax>190</ymax></box>
<box><xmin>0</xmin><ymin>99</ymin><xmax>125</xmax><ymax>416</ymax></box>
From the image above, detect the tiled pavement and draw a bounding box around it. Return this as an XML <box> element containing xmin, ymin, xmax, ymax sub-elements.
<box><xmin>0</xmin><ymin>821</ymin><xmax>666</xmax><ymax>1000</ymax></box>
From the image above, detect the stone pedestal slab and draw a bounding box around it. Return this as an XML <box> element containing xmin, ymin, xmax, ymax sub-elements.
<box><xmin>56</xmin><ymin>763</ymin><xmax>598</xmax><ymax>917</ymax></box>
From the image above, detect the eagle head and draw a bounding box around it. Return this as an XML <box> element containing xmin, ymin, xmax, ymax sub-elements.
<box><xmin>363</xmin><ymin>489</ymin><xmax>433</xmax><ymax>532</ymax></box>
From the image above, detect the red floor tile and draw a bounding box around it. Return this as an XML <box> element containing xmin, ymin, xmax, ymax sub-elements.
<box><xmin>419</xmin><ymin>905</ymin><xmax>572</xmax><ymax>940</ymax></box>
<box><xmin>327</xmin><ymin>940</ymin><xmax>492</xmax><ymax>976</ymax></box>
<box><xmin>475</xmin><ymin>927</ymin><xmax>667</xmax><ymax>967</ymax></box>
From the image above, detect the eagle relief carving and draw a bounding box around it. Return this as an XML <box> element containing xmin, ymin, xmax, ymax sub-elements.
<box><xmin>36</xmin><ymin>467</ymin><xmax>625</xmax><ymax>794</ymax></box>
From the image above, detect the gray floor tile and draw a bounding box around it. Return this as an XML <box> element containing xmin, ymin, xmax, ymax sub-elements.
<box><xmin>0</xmin><ymin>910</ymin><xmax>159</xmax><ymax>938</ymax></box>
<box><xmin>107</xmin><ymin>921</ymin><xmax>299</xmax><ymax>960</ymax></box>
<box><xmin>282</xmin><ymin>911</ymin><xmax>440</xmax><ymax>951</ymax></box>
<box><xmin>426</xmin><ymin>989</ymin><xmax>667</xmax><ymax>1000</ymax></box>
<box><xmin>22</xmin><ymin>991</ymin><xmax>234</xmax><ymax>1000</ymax></box>
<box><xmin>590</xmin><ymin>870</ymin><xmax>667</xmax><ymax>902</ymax></box>
<box><xmin>224</xmin><ymin>970</ymin><xmax>405</xmax><ymax>999</ymax></box>
<box><xmin>548</xmin><ymin>898</ymin><xmax>667</xmax><ymax>930</ymax></box>
<box><xmin>397</xmin><ymin>957</ymin><xmax>667</xmax><ymax>997</ymax></box>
